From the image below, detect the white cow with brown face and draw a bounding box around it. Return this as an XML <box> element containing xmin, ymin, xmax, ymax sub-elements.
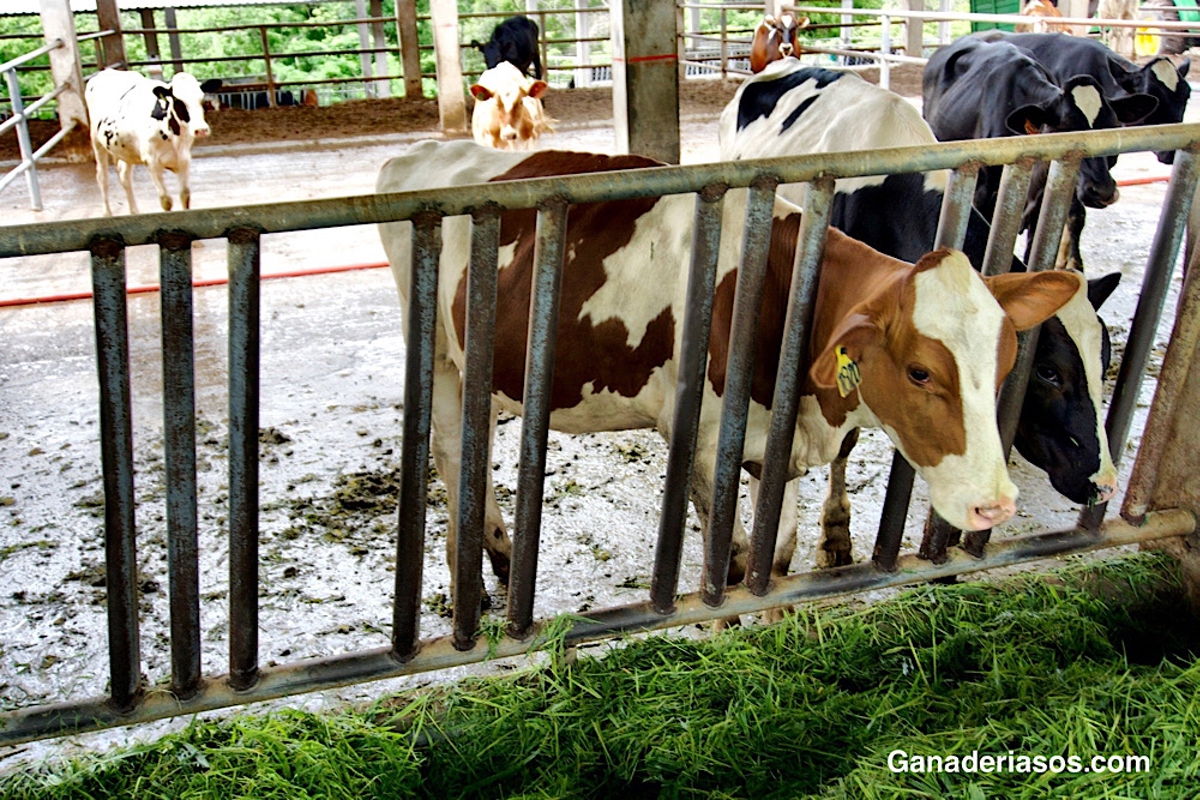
<box><xmin>85</xmin><ymin>68</ymin><xmax>222</xmax><ymax>215</ymax></box>
<box><xmin>469</xmin><ymin>61</ymin><xmax>553</xmax><ymax>151</ymax></box>
<box><xmin>376</xmin><ymin>140</ymin><xmax>1080</xmax><ymax>592</ymax></box>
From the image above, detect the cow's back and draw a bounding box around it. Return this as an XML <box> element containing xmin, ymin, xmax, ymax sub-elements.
<box><xmin>86</xmin><ymin>69</ymin><xmax>160</xmax><ymax>164</ymax></box>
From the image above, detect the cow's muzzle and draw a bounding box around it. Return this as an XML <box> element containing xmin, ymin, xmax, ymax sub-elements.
<box><xmin>965</xmin><ymin>498</ymin><xmax>1016</xmax><ymax>530</ymax></box>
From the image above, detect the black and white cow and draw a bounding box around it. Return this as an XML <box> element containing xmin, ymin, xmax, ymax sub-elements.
<box><xmin>719</xmin><ymin>60</ymin><xmax>1120</xmax><ymax>567</ymax></box>
<box><xmin>470</xmin><ymin>16</ymin><xmax>543</xmax><ymax>80</ymax></box>
<box><xmin>975</xmin><ymin>31</ymin><xmax>1191</xmax><ymax>269</ymax></box>
<box><xmin>85</xmin><ymin>68</ymin><xmax>222</xmax><ymax>216</ymax></box>
<box><xmin>922</xmin><ymin>35</ymin><xmax>1157</xmax><ymax>256</ymax></box>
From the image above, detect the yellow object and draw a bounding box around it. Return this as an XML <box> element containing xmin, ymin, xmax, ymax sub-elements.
<box><xmin>835</xmin><ymin>346</ymin><xmax>861</xmax><ymax>398</ymax></box>
<box><xmin>1135</xmin><ymin>27</ymin><xmax>1159</xmax><ymax>58</ymax></box>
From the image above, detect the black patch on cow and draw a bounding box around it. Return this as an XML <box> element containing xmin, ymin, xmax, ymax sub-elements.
<box><xmin>736</xmin><ymin>67</ymin><xmax>843</xmax><ymax>131</ymax></box>
<box><xmin>780</xmin><ymin>94</ymin><xmax>820</xmax><ymax>132</ymax></box>
<box><xmin>151</xmin><ymin>97</ymin><xmax>169</xmax><ymax>122</ymax></box>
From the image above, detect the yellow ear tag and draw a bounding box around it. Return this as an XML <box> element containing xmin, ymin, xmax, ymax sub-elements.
<box><xmin>835</xmin><ymin>346</ymin><xmax>861</xmax><ymax>398</ymax></box>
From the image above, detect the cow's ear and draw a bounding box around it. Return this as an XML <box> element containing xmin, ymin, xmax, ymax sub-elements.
<box><xmin>1005</xmin><ymin>104</ymin><xmax>1051</xmax><ymax>136</ymax></box>
<box><xmin>1180</xmin><ymin>58</ymin><xmax>1192</xmax><ymax>80</ymax></box>
<box><xmin>152</xmin><ymin>85</ymin><xmax>172</xmax><ymax>100</ymax></box>
<box><xmin>200</xmin><ymin>78</ymin><xmax>223</xmax><ymax>93</ymax></box>
<box><xmin>984</xmin><ymin>270</ymin><xmax>1081</xmax><ymax>331</ymax></box>
<box><xmin>470</xmin><ymin>84</ymin><xmax>493</xmax><ymax>101</ymax></box>
<box><xmin>528</xmin><ymin>80</ymin><xmax>549</xmax><ymax>100</ymax></box>
<box><xmin>1109</xmin><ymin>57</ymin><xmax>1141</xmax><ymax>93</ymax></box>
<box><xmin>810</xmin><ymin>313</ymin><xmax>879</xmax><ymax>391</ymax></box>
<box><xmin>1087</xmin><ymin>272</ymin><xmax>1121</xmax><ymax>310</ymax></box>
<box><xmin>1110</xmin><ymin>93</ymin><xmax>1158</xmax><ymax>125</ymax></box>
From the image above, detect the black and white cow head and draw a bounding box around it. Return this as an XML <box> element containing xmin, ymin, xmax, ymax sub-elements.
<box><xmin>151</xmin><ymin>73</ymin><xmax>223</xmax><ymax>139</ymax></box>
<box><xmin>1109</xmin><ymin>56</ymin><xmax>1192</xmax><ymax>163</ymax></box>
<box><xmin>1005</xmin><ymin>74</ymin><xmax>1157</xmax><ymax>209</ymax></box>
<box><xmin>1015</xmin><ymin>272</ymin><xmax>1121</xmax><ymax>505</ymax></box>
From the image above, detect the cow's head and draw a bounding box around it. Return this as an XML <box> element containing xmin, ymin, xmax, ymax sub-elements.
<box><xmin>1110</xmin><ymin>56</ymin><xmax>1191</xmax><ymax>163</ymax></box>
<box><xmin>1015</xmin><ymin>271</ymin><xmax>1121</xmax><ymax>505</ymax></box>
<box><xmin>152</xmin><ymin>73</ymin><xmax>221</xmax><ymax>139</ymax></box>
<box><xmin>811</xmin><ymin>249</ymin><xmax>1080</xmax><ymax>531</ymax></box>
<box><xmin>750</xmin><ymin>13</ymin><xmax>809</xmax><ymax>73</ymax></box>
<box><xmin>1005</xmin><ymin>75</ymin><xmax>1156</xmax><ymax>209</ymax></box>
<box><xmin>471</xmin><ymin>62</ymin><xmax>550</xmax><ymax>150</ymax></box>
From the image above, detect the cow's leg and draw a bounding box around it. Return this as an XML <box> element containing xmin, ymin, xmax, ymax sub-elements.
<box><xmin>688</xmin><ymin>444</ymin><xmax>751</xmax><ymax>629</ymax></box>
<box><xmin>92</xmin><ymin>143</ymin><xmax>114</xmax><ymax>217</ymax></box>
<box><xmin>177</xmin><ymin>158</ymin><xmax>192</xmax><ymax>210</ymax></box>
<box><xmin>116</xmin><ymin>160</ymin><xmax>139</xmax><ymax>215</ymax></box>
<box><xmin>1055</xmin><ymin>198</ymin><xmax>1086</xmax><ymax>271</ymax></box>
<box><xmin>146</xmin><ymin>162</ymin><xmax>173</xmax><ymax>211</ymax></box>
<box><xmin>817</xmin><ymin>428</ymin><xmax>859</xmax><ymax>569</ymax></box>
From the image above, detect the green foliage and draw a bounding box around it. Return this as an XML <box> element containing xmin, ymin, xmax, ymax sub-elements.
<box><xmin>4</xmin><ymin>553</ymin><xmax>1198</xmax><ymax>798</ymax></box>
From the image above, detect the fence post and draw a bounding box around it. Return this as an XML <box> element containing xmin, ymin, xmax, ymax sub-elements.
<box><xmin>610</xmin><ymin>0</ymin><xmax>681</xmax><ymax>164</ymax></box>
<box><xmin>140</xmin><ymin>9</ymin><xmax>163</xmax><ymax>81</ymax></box>
<box><xmin>903</xmin><ymin>0</ymin><xmax>924</xmax><ymax>58</ymax></box>
<box><xmin>95</xmin><ymin>0</ymin><xmax>127</xmax><ymax>68</ymax></box>
<box><xmin>38</xmin><ymin>0</ymin><xmax>88</xmax><ymax>133</ymax></box>
<box><xmin>370</xmin><ymin>0</ymin><xmax>390</xmax><ymax>98</ymax></box>
<box><xmin>396</xmin><ymin>0</ymin><xmax>423</xmax><ymax>98</ymax></box>
<box><xmin>355</xmin><ymin>0</ymin><xmax>375</xmax><ymax>98</ymax></box>
<box><xmin>164</xmin><ymin>7</ymin><xmax>183</xmax><ymax>76</ymax></box>
<box><xmin>429</xmin><ymin>0</ymin><xmax>467</xmax><ymax>134</ymax></box>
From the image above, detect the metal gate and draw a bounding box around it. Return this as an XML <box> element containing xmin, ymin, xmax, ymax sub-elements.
<box><xmin>1</xmin><ymin>124</ymin><xmax>1198</xmax><ymax>745</ymax></box>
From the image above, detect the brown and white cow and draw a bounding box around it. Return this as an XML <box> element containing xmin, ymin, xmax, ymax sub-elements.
<box><xmin>376</xmin><ymin>140</ymin><xmax>1080</xmax><ymax>591</ymax></box>
<box><xmin>470</xmin><ymin>61</ymin><xmax>554</xmax><ymax>151</ymax></box>
<box><xmin>85</xmin><ymin>68</ymin><xmax>222</xmax><ymax>216</ymax></box>
<box><xmin>1016</xmin><ymin>0</ymin><xmax>1074</xmax><ymax>33</ymax></box>
<box><xmin>750</xmin><ymin>13</ymin><xmax>809</xmax><ymax>73</ymax></box>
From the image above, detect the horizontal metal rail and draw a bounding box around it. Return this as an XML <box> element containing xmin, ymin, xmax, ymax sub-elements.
<box><xmin>4</xmin><ymin>124</ymin><xmax>1198</xmax><ymax>258</ymax></box>
<box><xmin>0</xmin><ymin>509</ymin><xmax>1191</xmax><ymax>747</ymax></box>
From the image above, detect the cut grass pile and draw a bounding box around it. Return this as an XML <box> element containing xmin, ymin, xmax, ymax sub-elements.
<box><xmin>4</xmin><ymin>552</ymin><xmax>1199</xmax><ymax>798</ymax></box>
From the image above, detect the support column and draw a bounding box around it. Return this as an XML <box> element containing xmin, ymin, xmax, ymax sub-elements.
<box><xmin>370</xmin><ymin>0</ymin><xmax>390</xmax><ymax>98</ymax></box>
<box><xmin>95</xmin><ymin>0</ymin><xmax>127</xmax><ymax>69</ymax></box>
<box><xmin>140</xmin><ymin>9</ymin><xmax>163</xmax><ymax>81</ymax></box>
<box><xmin>430</xmin><ymin>0</ymin><xmax>467</xmax><ymax>134</ymax></box>
<box><xmin>39</xmin><ymin>0</ymin><xmax>88</xmax><ymax>133</ymax></box>
<box><xmin>610</xmin><ymin>0</ymin><xmax>680</xmax><ymax>164</ymax></box>
<box><xmin>396</xmin><ymin>0</ymin><xmax>423</xmax><ymax>98</ymax></box>
<box><xmin>904</xmin><ymin>0</ymin><xmax>924</xmax><ymax>57</ymax></box>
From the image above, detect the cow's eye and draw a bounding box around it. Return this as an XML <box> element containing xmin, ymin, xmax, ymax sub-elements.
<box><xmin>907</xmin><ymin>366</ymin><xmax>930</xmax><ymax>386</ymax></box>
<box><xmin>1035</xmin><ymin>364</ymin><xmax>1062</xmax><ymax>387</ymax></box>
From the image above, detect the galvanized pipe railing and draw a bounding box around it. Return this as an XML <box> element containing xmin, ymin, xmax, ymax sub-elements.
<box><xmin>3</xmin><ymin>123</ymin><xmax>1199</xmax><ymax>746</ymax></box>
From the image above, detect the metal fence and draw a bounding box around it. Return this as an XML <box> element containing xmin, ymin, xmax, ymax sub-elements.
<box><xmin>0</xmin><ymin>123</ymin><xmax>1198</xmax><ymax>745</ymax></box>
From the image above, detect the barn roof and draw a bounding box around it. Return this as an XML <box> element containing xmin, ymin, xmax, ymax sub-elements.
<box><xmin>2</xmin><ymin>0</ymin><xmax>317</xmax><ymax>15</ymax></box>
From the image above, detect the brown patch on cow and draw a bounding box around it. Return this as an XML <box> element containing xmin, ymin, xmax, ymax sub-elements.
<box><xmin>450</xmin><ymin>151</ymin><xmax>674</xmax><ymax>410</ymax></box>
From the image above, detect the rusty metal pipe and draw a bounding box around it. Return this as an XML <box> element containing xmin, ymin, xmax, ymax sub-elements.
<box><xmin>391</xmin><ymin>213</ymin><xmax>441</xmax><ymax>660</ymax></box>
<box><xmin>651</xmin><ymin>186</ymin><xmax>726</xmax><ymax>615</ymax></box>
<box><xmin>704</xmin><ymin>178</ymin><xmax>778</xmax><ymax>607</ymax></box>
<box><xmin>226</xmin><ymin>228</ymin><xmax>261</xmax><ymax>691</ymax></box>
<box><xmin>90</xmin><ymin>237</ymin><xmax>141</xmax><ymax>712</ymax></box>
<box><xmin>505</xmin><ymin>201</ymin><xmax>569</xmax><ymax>640</ymax></box>
<box><xmin>746</xmin><ymin>177</ymin><xmax>835</xmax><ymax>595</ymax></box>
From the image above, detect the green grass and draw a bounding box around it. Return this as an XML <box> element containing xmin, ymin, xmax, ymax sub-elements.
<box><xmin>5</xmin><ymin>552</ymin><xmax>1199</xmax><ymax>799</ymax></box>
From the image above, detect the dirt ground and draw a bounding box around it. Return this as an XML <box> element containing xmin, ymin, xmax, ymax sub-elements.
<box><xmin>0</xmin><ymin>64</ymin><xmax>927</xmax><ymax>162</ymax></box>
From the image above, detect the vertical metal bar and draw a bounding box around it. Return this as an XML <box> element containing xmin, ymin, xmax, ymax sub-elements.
<box><xmin>91</xmin><ymin>237</ymin><xmax>141</xmax><ymax>712</ymax></box>
<box><xmin>451</xmin><ymin>209</ymin><xmax>500</xmax><ymax>648</ymax></box>
<box><xmin>227</xmin><ymin>228</ymin><xmax>261</xmax><ymax>691</ymax></box>
<box><xmin>5</xmin><ymin>69</ymin><xmax>41</xmax><ymax>211</ymax></box>
<box><xmin>982</xmin><ymin>159</ymin><xmax>1035</xmax><ymax>277</ymax></box>
<box><xmin>392</xmin><ymin>213</ymin><xmax>441</xmax><ymax>660</ymax></box>
<box><xmin>874</xmin><ymin>165</ymin><xmax>977</xmax><ymax>571</ymax></box>
<box><xmin>1081</xmin><ymin>149</ymin><xmax>1200</xmax><ymax>531</ymax></box>
<box><xmin>158</xmin><ymin>232</ymin><xmax>201</xmax><ymax>698</ymax></box>
<box><xmin>651</xmin><ymin>186</ymin><xmax>727</xmax><ymax>615</ymax></box>
<box><xmin>746</xmin><ymin>177</ymin><xmax>835</xmax><ymax>596</ymax></box>
<box><xmin>505</xmin><ymin>201</ymin><xmax>569</xmax><ymax>640</ymax></box>
<box><xmin>1122</xmin><ymin>248</ymin><xmax>1200</xmax><ymax>524</ymax></box>
<box><xmin>704</xmin><ymin>177</ymin><xmax>777</xmax><ymax>608</ymax></box>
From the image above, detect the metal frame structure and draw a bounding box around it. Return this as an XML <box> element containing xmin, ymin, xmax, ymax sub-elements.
<box><xmin>0</xmin><ymin>123</ymin><xmax>1198</xmax><ymax>745</ymax></box>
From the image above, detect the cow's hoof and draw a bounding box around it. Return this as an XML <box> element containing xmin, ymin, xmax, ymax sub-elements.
<box><xmin>486</xmin><ymin>546</ymin><xmax>511</xmax><ymax>587</ymax></box>
<box><xmin>815</xmin><ymin>541</ymin><xmax>853</xmax><ymax>569</ymax></box>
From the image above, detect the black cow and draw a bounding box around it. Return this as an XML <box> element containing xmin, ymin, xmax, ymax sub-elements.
<box><xmin>923</xmin><ymin>35</ymin><xmax>1157</xmax><ymax>268</ymax></box>
<box><xmin>977</xmin><ymin>31</ymin><xmax>1189</xmax><ymax>269</ymax></box>
<box><xmin>471</xmin><ymin>16</ymin><xmax>542</xmax><ymax>80</ymax></box>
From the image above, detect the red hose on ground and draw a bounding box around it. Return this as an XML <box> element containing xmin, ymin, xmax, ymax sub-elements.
<box><xmin>0</xmin><ymin>261</ymin><xmax>389</xmax><ymax>310</ymax></box>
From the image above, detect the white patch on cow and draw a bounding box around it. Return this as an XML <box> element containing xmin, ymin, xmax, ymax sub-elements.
<box><xmin>1053</xmin><ymin>280</ymin><xmax>1119</xmax><ymax>490</ymax></box>
<box><xmin>1151</xmin><ymin>58</ymin><xmax>1181</xmax><ymax>92</ymax></box>
<box><xmin>908</xmin><ymin>252</ymin><xmax>1018</xmax><ymax>526</ymax></box>
<box><xmin>1071</xmin><ymin>84</ymin><xmax>1104</xmax><ymax>128</ymax></box>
